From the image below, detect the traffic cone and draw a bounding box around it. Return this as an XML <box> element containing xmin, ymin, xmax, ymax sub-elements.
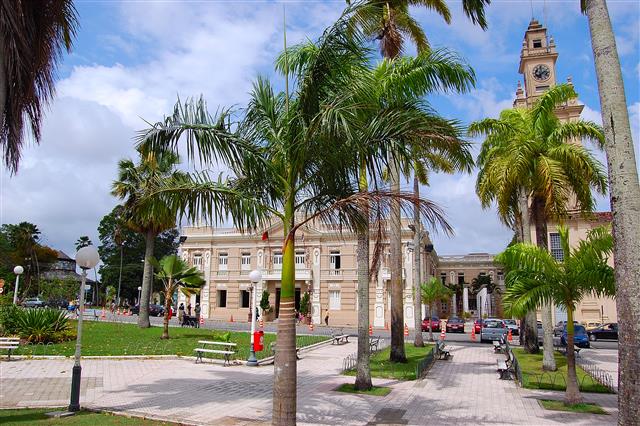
<box><xmin>199</xmin><ymin>316</ymin><xmax>205</xmax><ymax>326</ymax></box>
<box><xmin>369</xmin><ymin>324</ymin><xmax>373</xmax><ymax>336</ymax></box>
<box><xmin>385</xmin><ymin>321</ymin><xmax>389</xmax><ymax>331</ymax></box>
<box><xmin>230</xmin><ymin>315</ymin><xmax>234</xmax><ymax>322</ymax></box>
<box><xmin>404</xmin><ymin>323</ymin><xmax>409</xmax><ymax>337</ymax></box>
<box><xmin>100</xmin><ymin>309</ymin><xmax>106</xmax><ymax>320</ymax></box>
<box><xmin>440</xmin><ymin>328</ymin><xmax>446</xmax><ymax>340</ymax></box>
<box><xmin>507</xmin><ymin>329</ymin><xmax>513</xmax><ymax>342</ymax></box>
<box><xmin>259</xmin><ymin>318</ymin><xmax>264</xmax><ymax>328</ymax></box>
<box><xmin>309</xmin><ymin>323</ymin><xmax>314</xmax><ymax>332</ymax></box>
<box><xmin>117</xmin><ymin>308</ymin><xmax>121</xmax><ymax>315</ymax></box>
<box><xmin>471</xmin><ymin>327</ymin><xmax>476</xmax><ymax>342</ymax></box>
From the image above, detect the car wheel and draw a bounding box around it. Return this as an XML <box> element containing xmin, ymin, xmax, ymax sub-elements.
<box><xmin>589</xmin><ymin>334</ymin><xmax>597</xmax><ymax>342</ymax></box>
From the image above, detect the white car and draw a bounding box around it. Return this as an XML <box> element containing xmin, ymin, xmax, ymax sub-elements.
<box><xmin>480</xmin><ymin>318</ymin><xmax>507</xmax><ymax>343</ymax></box>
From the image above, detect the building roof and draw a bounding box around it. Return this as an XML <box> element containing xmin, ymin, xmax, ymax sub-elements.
<box><xmin>56</xmin><ymin>250</ymin><xmax>74</xmax><ymax>261</ymax></box>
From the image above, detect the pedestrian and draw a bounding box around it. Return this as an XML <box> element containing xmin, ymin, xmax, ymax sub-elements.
<box><xmin>324</xmin><ymin>307</ymin><xmax>329</xmax><ymax>326</ymax></box>
<box><xmin>187</xmin><ymin>302</ymin><xmax>192</xmax><ymax>316</ymax></box>
<box><xmin>194</xmin><ymin>303</ymin><xmax>201</xmax><ymax>328</ymax></box>
<box><xmin>110</xmin><ymin>300</ymin><xmax>115</xmax><ymax>313</ymax></box>
<box><xmin>178</xmin><ymin>303</ymin><xmax>185</xmax><ymax>324</ymax></box>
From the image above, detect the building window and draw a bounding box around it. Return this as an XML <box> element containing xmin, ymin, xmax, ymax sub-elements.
<box><xmin>535</xmin><ymin>85</ymin><xmax>549</xmax><ymax>93</ymax></box>
<box><xmin>549</xmin><ymin>233</ymin><xmax>564</xmax><ymax>261</ymax></box>
<box><xmin>458</xmin><ymin>272</ymin><xmax>465</xmax><ymax>285</ymax></box>
<box><xmin>241</xmin><ymin>252</ymin><xmax>251</xmax><ymax>270</ymax></box>
<box><xmin>193</xmin><ymin>254</ymin><xmax>202</xmax><ymax>271</ymax></box>
<box><xmin>218</xmin><ymin>253</ymin><xmax>228</xmax><ymax>270</ymax></box>
<box><xmin>532</xmin><ymin>39</ymin><xmax>542</xmax><ymax>48</ymax></box>
<box><xmin>295</xmin><ymin>250</ymin><xmax>306</xmax><ymax>268</ymax></box>
<box><xmin>440</xmin><ymin>272</ymin><xmax>447</xmax><ymax>285</ymax></box>
<box><xmin>217</xmin><ymin>290</ymin><xmax>227</xmax><ymax>308</ymax></box>
<box><xmin>329</xmin><ymin>250</ymin><xmax>341</xmax><ymax>275</ymax></box>
<box><xmin>240</xmin><ymin>290</ymin><xmax>250</xmax><ymax>308</ymax></box>
<box><xmin>329</xmin><ymin>290</ymin><xmax>341</xmax><ymax>310</ymax></box>
<box><xmin>273</xmin><ymin>252</ymin><xmax>283</xmax><ymax>269</ymax></box>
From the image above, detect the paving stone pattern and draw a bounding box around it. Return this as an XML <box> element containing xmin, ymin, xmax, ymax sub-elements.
<box><xmin>0</xmin><ymin>342</ymin><xmax>617</xmax><ymax>425</ymax></box>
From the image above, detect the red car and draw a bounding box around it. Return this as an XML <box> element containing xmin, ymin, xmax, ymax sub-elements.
<box><xmin>446</xmin><ymin>317</ymin><xmax>465</xmax><ymax>333</ymax></box>
<box><xmin>422</xmin><ymin>316</ymin><xmax>440</xmax><ymax>332</ymax></box>
<box><xmin>473</xmin><ymin>319</ymin><xmax>483</xmax><ymax>334</ymax></box>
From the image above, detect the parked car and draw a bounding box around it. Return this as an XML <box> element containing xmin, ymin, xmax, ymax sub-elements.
<box><xmin>131</xmin><ymin>304</ymin><xmax>165</xmax><ymax>317</ymax></box>
<box><xmin>553</xmin><ymin>320</ymin><xmax>579</xmax><ymax>336</ymax></box>
<box><xmin>560</xmin><ymin>324</ymin><xmax>590</xmax><ymax>348</ymax></box>
<box><xmin>587</xmin><ymin>323</ymin><xmax>618</xmax><ymax>341</ymax></box>
<box><xmin>503</xmin><ymin>319</ymin><xmax>519</xmax><ymax>336</ymax></box>
<box><xmin>583</xmin><ymin>321</ymin><xmax>602</xmax><ymax>331</ymax></box>
<box><xmin>446</xmin><ymin>317</ymin><xmax>465</xmax><ymax>333</ymax></box>
<box><xmin>473</xmin><ymin>319</ymin><xmax>482</xmax><ymax>334</ymax></box>
<box><xmin>45</xmin><ymin>297</ymin><xmax>69</xmax><ymax>309</ymax></box>
<box><xmin>537</xmin><ymin>321</ymin><xmax>543</xmax><ymax>346</ymax></box>
<box><xmin>422</xmin><ymin>316</ymin><xmax>440</xmax><ymax>332</ymax></box>
<box><xmin>22</xmin><ymin>297</ymin><xmax>45</xmax><ymax>308</ymax></box>
<box><xmin>480</xmin><ymin>318</ymin><xmax>507</xmax><ymax>343</ymax></box>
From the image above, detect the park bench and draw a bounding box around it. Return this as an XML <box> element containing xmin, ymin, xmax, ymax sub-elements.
<box><xmin>330</xmin><ymin>329</ymin><xmax>350</xmax><ymax>345</ymax></box>
<box><xmin>369</xmin><ymin>336</ymin><xmax>381</xmax><ymax>352</ymax></box>
<box><xmin>0</xmin><ymin>337</ymin><xmax>20</xmax><ymax>360</ymax></box>
<box><xmin>270</xmin><ymin>342</ymin><xmax>301</xmax><ymax>360</ymax></box>
<box><xmin>437</xmin><ymin>341</ymin><xmax>451</xmax><ymax>360</ymax></box>
<box><xmin>194</xmin><ymin>340</ymin><xmax>236</xmax><ymax>366</ymax></box>
<box><xmin>496</xmin><ymin>349</ymin><xmax>515</xmax><ymax>380</ymax></box>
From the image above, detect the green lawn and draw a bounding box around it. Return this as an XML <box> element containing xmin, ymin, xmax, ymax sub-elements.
<box><xmin>334</xmin><ymin>383</ymin><xmax>392</xmax><ymax>396</ymax></box>
<box><xmin>343</xmin><ymin>343</ymin><xmax>434</xmax><ymax>381</ymax></box>
<box><xmin>0</xmin><ymin>408</ymin><xmax>175</xmax><ymax>425</ymax></box>
<box><xmin>539</xmin><ymin>399</ymin><xmax>608</xmax><ymax>415</ymax></box>
<box><xmin>13</xmin><ymin>321</ymin><xmax>328</xmax><ymax>360</ymax></box>
<box><xmin>512</xmin><ymin>348</ymin><xmax>612</xmax><ymax>393</ymax></box>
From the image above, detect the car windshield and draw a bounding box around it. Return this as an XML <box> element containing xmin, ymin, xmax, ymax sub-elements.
<box><xmin>484</xmin><ymin>320</ymin><xmax>503</xmax><ymax>328</ymax></box>
<box><xmin>449</xmin><ymin>318</ymin><xmax>463</xmax><ymax>323</ymax></box>
<box><xmin>503</xmin><ymin>320</ymin><xmax>516</xmax><ymax>325</ymax></box>
<box><xmin>573</xmin><ymin>325</ymin><xmax>586</xmax><ymax>334</ymax></box>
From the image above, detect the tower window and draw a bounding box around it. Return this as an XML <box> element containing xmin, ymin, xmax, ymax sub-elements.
<box><xmin>532</xmin><ymin>39</ymin><xmax>542</xmax><ymax>48</ymax></box>
<box><xmin>535</xmin><ymin>85</ymin><xmax>550</xmax><ymax>93</ymax></box>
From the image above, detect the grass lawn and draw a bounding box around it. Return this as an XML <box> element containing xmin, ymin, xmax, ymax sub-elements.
<box><xmin>512</xmin><ymin>348</ymin><xmax>612</xmax><ymax>393</ymax></box>
<box><xmin>539</xmin><ymin>399</ymin><xmax>608</xmax><ymax>415</ymax></box>
<box><xmin>343</xmin><ymin>343</ymin><xmax>434</xmax><ymax>381</ymax></box>
<box><xmin>13</xmin><ymin>321</ymin><xmax>328</xmax><ymax>360</ymax></box>
<box><xmin>0</xmin><ymin>408</ymin><xmax>176</xmax><ymax>425</ymax></box>
<box><xmin>334</xmin><ymin>383</ymin><xmax>391</xmax><ymax>396</ymax></box>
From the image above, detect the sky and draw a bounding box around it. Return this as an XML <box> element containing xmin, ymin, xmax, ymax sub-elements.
<box><xmin>1</xmin><ymin>0</ymin><xmax>639</xmax><ymax>262</ymax></box>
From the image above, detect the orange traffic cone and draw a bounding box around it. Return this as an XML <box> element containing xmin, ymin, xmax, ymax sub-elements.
<box><xmin>117</xmin><ymin>308</ymin><xmax>121</xmax><ymax>315</ymax></box>
<box><xmin>440</xmin><ymin>328</ymin><xmax>446</xmax><ymax>340</ymax></box>
<box><xmin>230</xmin><ymin>315</ymin><xmax>234</xmax><ymax>322</ymax></box>
<box><xmin>404</xmin><ymin>323</ymin><xmax>409</xmax><ymax>336</ymax></box>
<box><xmin>100</xmin><ymin>309</ymin><xmax>106</xmax><ymax>320</ymax></box>
<box><xmin>309</xmin><ymin>323</ymin><xmax>314</xmax><ymax>332</ymax></box>
<box><xmin>199</xmin><ymin>316</ymin><xmax>205</xmax><ymax>326</ymax></box>
<box><xmin>507</xmin><ymin>329</ymin><xmax>513</xmax><ymax>342</ymax></box>
<box><xmin>471</xmin><ymin>326</ymin><xmax>476</xmax><ymax>342</ymax></box>
<box><xmin>369</xmin><ymin>324</ymin><xmax>373</xmax><ymax>336</ymax></box>
<box><xmin>259</xmin><ymin>318</ymin><xmax>264</xmax><ymax>328</ymax></box>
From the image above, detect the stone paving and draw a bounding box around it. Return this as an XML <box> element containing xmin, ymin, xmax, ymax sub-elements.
<box><xmin>0</xmin><ymin>341</ymin><xmax>617</xmax><ymax>425</ymax></box>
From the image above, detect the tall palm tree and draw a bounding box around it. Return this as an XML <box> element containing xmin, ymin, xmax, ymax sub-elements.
<box><xmin>581</xmin><ymin>1</ymin><xmax>640</xmax><ymax>420</ymax></box>
<box><xmin>421</xmin><ymin>277</ymin><xmax>452</xmax><ymax>342</ymax></box>
<box><xmin>74</xmin><ymin>236</ymin><xmax>92</xmax><ymax>251</ymax></box>
<box><xmin>151</xmin><ymin>255</ymin><xmax>205</xmax><ymax>339</ymax></box>
<box><xmin>470</xmin><ymin>84</ymin><xmax>607</xmax><ymax>368</ymax></box>
<box><xmin>498</xmin><ymin>225</ymin><xmax>614</xmax><ymax>405</ymax></box>
<box><xmin>111</xmin><ymin>151</ymin><xmax>184</xmax><ymax>328</ymax></box>
<box><xmin>348</xmin><ymin>0</ymin><xmax>489</xmax><ymax>363</ymax></box>
<box><xmin>0</xmin><ymin>0</ymin><xmax>79</xmax><ymax>174</ymax></box>
<box><xmin>7</xmin><ymin>222</ymin><xmax>42</xmax><ymax>297</ymax></box>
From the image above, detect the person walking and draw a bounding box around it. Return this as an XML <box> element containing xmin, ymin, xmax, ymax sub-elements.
<box><xmin>187</xmin><ymin>302</ymin><xmax>192</xmax><ymax>316</ymax></box>
<box><xmin>178</xmin><ymin>303</ymin><xmax>185</xmax><ymax>324</ymax></box>
<box><xmin>194</xmin><ymin>303</ymin><xmax>201</xmax><ymax>329</ymax></box>
<box><xmin>324</xmin><ymin>306</ymin><xmax>329</xmax><ymax>326</ymax></box>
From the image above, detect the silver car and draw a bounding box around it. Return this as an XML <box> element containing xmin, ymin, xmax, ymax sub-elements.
<box><xmin>480</xmin><ymin>318</ymin><xmax>507</xmax><ymax>343</ymax></box>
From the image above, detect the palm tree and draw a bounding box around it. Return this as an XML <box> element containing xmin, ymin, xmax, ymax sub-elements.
<box><xmin>581</xmin><ymin>1</ymin><xmax>640</xmax><ymax>420</ymax></box>
<box><xmin>421</xmin><ymin>277</ymin><xmax>452</xmax><ymax>342</ymax></box>
<box><xmin>348</xmin><ymin>0</ymin><xmax>489</xmax><ymax>363</ymax></box>
<box><xmin>498</xmin><ymin>225</ymin><xmax>614</xmax><ymax>405</ymax></box>
<box><xmin>136</xmin><ymin>9</ymin><xmax>457</xmax><ymax>424</ymax></box>
<box><xmin>0</xmin><ymin>0</ymin><xmax>79</xmax><ymax>174</ymax></box>
<box><xmin>6</xmin><ymin>222</ymin><xmax>42</xmax><ymax>297</ymax></box>
<box><xmin>470</xmin><ymin>84</ymin><xmax>607</xmax><ymax>368</ymax></box>
<box><xmin>151</xmin><ymin>255</ymin><xmax>205</xmax><ymax>339</ymax></box>
<box><xmin>111</xmin><ymin>151</ymin><xmax>184</xmax><ymax>328</ymax></box>
<box><xmin>75</xmin><ymin>236</ymin><xmax>92</xmax><ymax>251</ymax></box>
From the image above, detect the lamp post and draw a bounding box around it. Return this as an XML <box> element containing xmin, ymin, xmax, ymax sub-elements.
<box><xmin>69</xmin><ymin>245</ymin><xmax>100</xmax><ymax>412</ymax></box>
<box><xmin>12</xmin><ymin>266</ymin><xmax>24</xmax><ymax>305</ymax></box>
<box><xmin>137</xmin><ymin>286</ymin><xmax>142</xmax><ymax>305</ymax></box>
<box><xmin>247</xmin><ymin>269</ymin><xmax>262</xmax><ymax>366</ymax></box>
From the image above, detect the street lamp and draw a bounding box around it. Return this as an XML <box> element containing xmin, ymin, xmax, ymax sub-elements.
<box><xmin>137</xmin><ymin>286</ymin><xmax>142</xmax><ymax>304</ymax></box>
<box><xmin>12</xmin><ymin>265</ymin><xmax>24</xmax><ymax>305</ymax></box>
<box><xmin>69</xmin><ymin>245</ymin><xmax>100</xmax><ymax>413</ymax></box>
<box><xmin>246</xmin><ymin>269</ymin><xmax>262</xmax><ymax>366</ymax></box>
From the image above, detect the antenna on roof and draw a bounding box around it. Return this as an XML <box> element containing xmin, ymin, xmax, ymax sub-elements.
<box><xmin>530</xmin><ymin>0</ymin><xmax>534</xmax><ymax>19</ymax></box>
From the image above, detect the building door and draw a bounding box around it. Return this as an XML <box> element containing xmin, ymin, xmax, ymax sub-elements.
<box><xmin>295</xmin><ymin>288</ymin><xmax>301</xmax><ymax>311</ymax></box>
<box><xmin>275</xmin><ymin>288</ymin><xmax>280</xmax><ymax>318</ymax></box>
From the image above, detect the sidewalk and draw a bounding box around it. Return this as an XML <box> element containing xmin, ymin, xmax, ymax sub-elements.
<box><xmin>0</xmin><ymin>340</ymin><xmax>617</xmax><ymax>425</ymax></box>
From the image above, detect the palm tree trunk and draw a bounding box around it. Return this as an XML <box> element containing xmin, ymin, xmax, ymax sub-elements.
<box><xmin>0</xmin><ymin>39</ymin><xmax>6</xmax><ymax>128</ymax></box>
<box><xmin>518</xmin><ymin>189</ymin><xmax>539</xmax><ymax>354</ymax></box>
<box><xmin>584</xmin><ymin>1</ymin><xmax>640</xmax><ymax>421</ymax></box>
<box><xmin>355</xmin><ymin>164</ymin><xmax>372</xmax><ymax>390</ymax></box>
<box><xmin>564</xmin><ymin>308</ymin><xmax>582</xmax><ymax>404</ymax></box>
<box><xmin>272</xmin><ymin>216</ymin><xmax>297</xmax><ymax>425</ymax></box>
<box><xmin>532</xmin><ymin>198</ymin><xmax>556</xmax><ymax>371</ymax></box>
<box><xmin>412</xmin><ymin>177</ymin><xmax>424</xmax><ymax>347</ymax></box>
<box><xmin>161</xmin><ymin>281</ymin><xmax>173</xmax><ymax>339</ymax></box>
<box><xmin>138</xmin><ymin>230</ymin><xmax>155</xmax><ymax>329</ymax></box>
<box><xmin>117</xmin><ymin>245</ymin><xmax>124</xmax><ymax>305</ymax></box>
<box><xmin>389</xmin><ymin>159</ymin><xmax>406</xmax><ymax>363</ymax></box>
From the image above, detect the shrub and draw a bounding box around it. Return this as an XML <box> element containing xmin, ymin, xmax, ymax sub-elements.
<box><xmin>0</xmin><ymin>304</ymin><xmax>21</xmax><ymax>335</ymax></box>
<box><xmin>260</xmin><ymin>290</ymin><xmax>272</xmax><ymax>313</ymax></box>
<box><xmin>299</xmin><ymin>292</ymin><xmax>310</xmax><ymax>316</ymax></box>
<box><xmin>15</xmin><ymin>308</ymin><xmax>72</xmax><ymax>343</ymax></box>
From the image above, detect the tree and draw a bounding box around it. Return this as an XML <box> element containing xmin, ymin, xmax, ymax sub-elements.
<box><xmin>470</xmin><ymin>84</ymin><xmax>607</xmax><ymax>367</ymax></box>
<box><xmin>581</xmin><ymin>1</ymin><xmax>640</xmax><ymax>420</ymax></box>
<box><xmin>136</xmin><ymin>8</ymin><xmax>454</xmax><ymax>424</ymax></box>
<box><xmin>111</xmin><ymin>153</ymin><xmax>184</xmax><ymax>327</ymax></box>
<box><xmin>151</xmin><ymin>255</ymin><xmax>204</xmax><ymax>339</ymax></box>
<box><xmin>421</xmin><ymin>277</ymin><xmax>452</xmax><ymax>342</ymax></box>
<box><xmin>471</xmin><ymin>274</ymin><xmax>500</xmax><ymax>317</ymax></box>
<box><xmin>0</xmin><ymin>0</ymin><xmax>79</xmax><ymax>174</ymax></box>
<box><xmin>498</xmin><ymin>225</ymin><xmax>614</xmax><ymax>405</ymax></box>
<box><xmin>349</xmin><ymin>0</ymin><xmax>489</xmax><ymax>363</ymax></box>
<box><xmin>75</xmin><ymin>236</ymin><xmax>92</xmax><ymax>251</ymax></box>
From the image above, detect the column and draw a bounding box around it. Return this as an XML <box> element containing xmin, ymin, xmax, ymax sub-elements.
<box><xmin>463</xmin><ymin>287</ymin><xmax>469</xmax><ymax>314</ymax></box>
<box><xmin>312</xmin><ymin>247</ymin><xmax>321</xmax><ymax>324</ymax></box>
<box><xmin>451</xmin><ymin>293</ymin><xmax>457</xmax><ymax>316</ymax></box>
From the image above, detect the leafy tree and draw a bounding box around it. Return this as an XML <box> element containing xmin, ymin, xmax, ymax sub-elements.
<box><xmin>152</xmin><ymin>255</ymin><xmax>204</xmax><ymax>339</ymax></box>
<box><xmin>75</xmin><ymin>236</ymin><xmax>92</xmax><ymax>250</ymax></box>
<box><xmin>0</xmin><ymin>0</ymin><xmax>79</xmax><ymax>174</ymax></box>
<box><xmin>39</xmin><ymin>278</ymin><xmax>78</xmax><ymax>304</ymax></box>
<box><xmin>259</xmin><ymin>290</ymin><xmax>272</xmax><ymax>313</ymax></box>
<box><xmin>582</xmin><ymin>1</ymin><xmax>640</xmax><ymax>419</ymax></box>
<box><xmin>498</xmin><ymin>225</ymin><xmax>615</xmax><ymax>404</ymax></box>
<box><xmin>421</xmin><ymin>277</ymin><xmax>452</xmax><ymax>342</ymax></box>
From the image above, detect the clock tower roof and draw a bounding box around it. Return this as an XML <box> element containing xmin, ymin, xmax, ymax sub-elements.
<box><xmin>518</xmin><ymin>19</ymin><xmax>558</xmax><ymax>74</ymax></box>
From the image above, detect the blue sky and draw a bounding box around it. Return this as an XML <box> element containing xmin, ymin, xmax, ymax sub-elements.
<box><xmin>1</xmin><ymin>0</ymin><xmax>639</xmax><ymax>260</ymax></box>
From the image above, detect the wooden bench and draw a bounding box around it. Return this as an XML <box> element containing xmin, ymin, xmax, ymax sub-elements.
<box><xmin>270</xmin><ymin>342</ymin><xmax>301</xmax><ymax>360</ymax></box>
<box><xmin>330</xmin><ymin>329</ymin><xmax>349</xmax><ymax>345</ymax></box>
<box><xmin>437</xmin><ymin>341</ymin><xmax>451</xmax><ymax>360</ymax></box>
<box><xmin>369</xmin><ymin>336</ymin><xmax>381</xmax><ymax>352</ymax></box>
<box><xmin>0</xmin><ymin>337</ymin><xmax>20</xmax><ymax>360</ymax></box>
<box><xmin>497</xmin><ymin>349</ymin><xmax>515</xmax><ymax>380</ymax></box>
<box><xmin>194</xmin><ymin>340</ymin><xmax>237</xmax><ymax>366</ymax></box>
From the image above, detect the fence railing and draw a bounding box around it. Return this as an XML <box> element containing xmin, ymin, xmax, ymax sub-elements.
<box><xmin>415</xmin><ymin>346</ymin><xmax>436</xmax><ymax>379</ymax></box>
<box><xmin>341</xmin><ymin>338</ymin><xmax>386</xmax><ymax>373</ymax></box>
<box><xmin>577</xmin><ymin>357</ymin><xmax>617</xmax><ymax>393</ymax></box>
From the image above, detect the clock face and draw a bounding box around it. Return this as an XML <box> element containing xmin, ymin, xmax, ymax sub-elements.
<box><xmin>533</xmin><ymin>64</ymin><xmax>551</xmax><ymax>81</ymax></box>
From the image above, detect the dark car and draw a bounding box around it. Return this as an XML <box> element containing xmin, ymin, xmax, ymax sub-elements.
<box><xmin>587</xmin><ymin>323</ymin><xmax>618</xmax><ymax>341</ymax></box>
<box><xmin>473</xmin><ymin>319</ymin><xmax>482</xmax><ymax>334</ymax></box>
<box><xmin>45</xmin><ymin>297</ymin><xmax>69</xmax><ymax>309</ymax></box>
<box><xmin>446</xmin><ymin>317</ymin><xmax>465</xmax><ymax>333</ymax></box>
<box><xmin>22</xmin><ymin>297</ymin><xmax>45</xmax><ymax>308</ymax></box>
<box><xmin>131</xmin><ymin>304</ymin><xmax>165</xmax><ymax>317</ymax></box>
<box><xmin>503</xmin><ymin>319</ymin><xmax>519</xmax><ymax>336</ymax></box>
<box><xmin>561</xmin><ymin>324</ymin><xmax>590</xmax><ymax>348</ymax></box>
<box><xmin>422</xmin><ymin>316</ymin><xmax>440</xmax><ymax>332</ymax></box>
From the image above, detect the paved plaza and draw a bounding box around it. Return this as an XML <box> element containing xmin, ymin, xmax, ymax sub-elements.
<box><xmin>0</xmin><ymin>341</ymin><xmax>617</xmax><ymax>425</ymax></box>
